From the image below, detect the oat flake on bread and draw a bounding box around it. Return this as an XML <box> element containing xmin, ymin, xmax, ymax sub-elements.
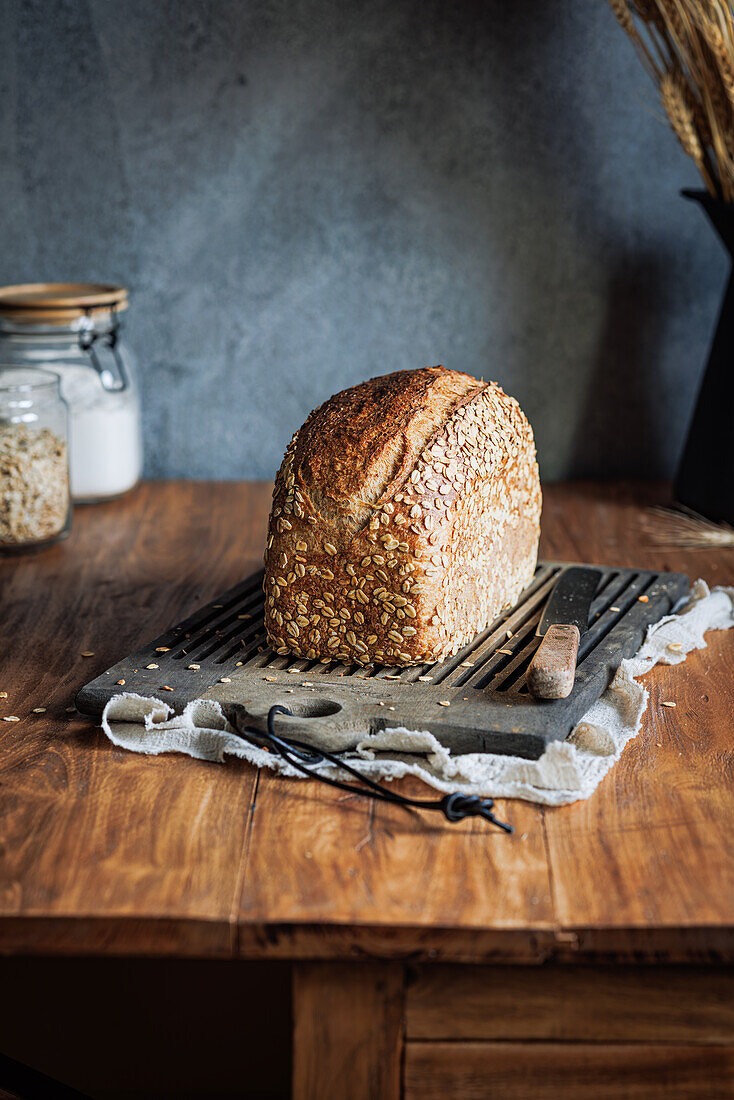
<box><xmin>264</xmin><ymin>366</ymin><xmax>541</xmax><ymax>666</ymax></box>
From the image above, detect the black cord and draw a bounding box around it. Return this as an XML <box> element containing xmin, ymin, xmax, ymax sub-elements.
<box><xmin>234</xmin><ymin>704</ymin><xmax>513</xmax><ymax>832</ymax></box>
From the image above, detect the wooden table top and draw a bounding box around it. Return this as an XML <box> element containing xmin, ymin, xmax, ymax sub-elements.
<box><xmin>1</xmin><ymin>480</ymin><xmax>732</xmax><ymax>963</ymax></box>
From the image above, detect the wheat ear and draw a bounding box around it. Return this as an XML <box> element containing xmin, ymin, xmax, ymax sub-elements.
<box><xmin>608</xmin><ymin>0</ymin><xmax>662</xmax><ymax>78</ymax></box>
<box><xmin>699</xmin><ymin>12</ymin><xmax>734</xmax><ymax>106</ymax></box>
<box><xmin>643</xmin><ymin>506</ymin><xmax>734</xmax><ymax>548</ymax></box>
<box><xmin>660</xmin><ymin>69</ymin><xmax>717</xmax><ymax>191</ymax></box>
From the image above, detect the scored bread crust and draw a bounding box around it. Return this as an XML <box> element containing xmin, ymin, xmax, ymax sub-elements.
<box><xmin>264</xmin><ymin>366</ymin><xmax>541</xmax><ymax>666</ymax></box>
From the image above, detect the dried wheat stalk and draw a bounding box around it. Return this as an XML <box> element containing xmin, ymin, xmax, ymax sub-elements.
<box><xmin>660</xmin><ymin>68</ymin><xmax>718</xmax><ymax>189</ymax></box>
<box><xmin>608</xmin><ymin>0</ymin><xmax>734</xmax><ymax>200</ymax></box>
<box><xmin>642</xmin><ymin>504</ymin><xmax>734</xmax><ymax>546</ymax></box>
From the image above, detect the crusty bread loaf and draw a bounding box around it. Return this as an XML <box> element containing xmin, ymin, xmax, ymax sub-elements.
<box><xmin>264</xmin><ymin>366</ymin><xmax>541</xmax><ymax>666</ymax></box>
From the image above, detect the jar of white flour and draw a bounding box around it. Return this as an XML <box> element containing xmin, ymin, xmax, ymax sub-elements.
<box><xmin>0</xmin><ymin>284</ymin><xmax>142</xmax><ymax>502</ymax></box>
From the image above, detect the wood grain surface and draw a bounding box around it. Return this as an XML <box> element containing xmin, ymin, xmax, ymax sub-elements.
<box><xmin>406</xmin><ymin>964</ymin><xmax>734</xmax><ymax>1042</ymax></box>
<box><xmin>404</xmin><ymin>1041</ymin><xmax>734</xmax><ymax>1099</ymax></box>
<box><xmin>292</xmin><ymin>963</ymin><xmax>403</xmax><ymax>1100</ymax></box>
<box><xmin>0</xmin><ymin>480</ymin><xmax>732</xmax><ymax>960</ymax></box>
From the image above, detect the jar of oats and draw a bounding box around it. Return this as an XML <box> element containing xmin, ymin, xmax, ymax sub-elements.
<box><xmin>0</xmin><ymin>369</ymin><xmax>71</xmax><ymax>551</ymax></box>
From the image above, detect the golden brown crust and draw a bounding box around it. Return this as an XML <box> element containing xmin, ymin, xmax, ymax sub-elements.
<box><xmin>264</xmin><ymin>366</ymin><xmax>541</xmax><ymax>666</ymax></box>
<box><xmin>293</xmin><ymin>367</ymin><xmax>483</xmax><ymax>536</ymax></box>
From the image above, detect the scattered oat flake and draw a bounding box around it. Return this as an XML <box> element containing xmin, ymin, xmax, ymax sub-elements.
<box><xmin>661</xmin><ymin>701</ymin><xmax>676</xmax><ymax>708</ymax></box>
<box><xmin>265</xmin><ymin>676</ymin><xmax>277</xmax><ymax>682</ymax></box>
<box><xmin>438</xmin><ymin>700</ymin><xmax>451</xmax><ymax>707</ymax></box>
<box><xmin>302</xmin><ymin>681</ymin><xmax>313</xmax><ymax>687</ymax></box>
<box><xmin>638</xmin><ymin>595</ymin><xmax>649</xmax><ymax>602</ymax></box>
<box><xmin>81</xmin><ymin>651</ymin><xmax>94</xmax><ymax>657</ymax></box>
<box><xmin>220</xmin><ymin>677</ymin><xmax>232</xmax><ymax>683</ymax></box>
<box><xmin>116</xmin><ymin>680</ymin><xmax>125</xmax><ymax>686</ymax></box>
<box><xmin>610</xmin><ymin>606</ymin><xmax>621</xmax><ymax>612</ymax></box>
<box><xmin>460</xmin><ymin>661</ymin><xmax>474</xmax><ymax>667</ymax></box>
<box><xmin>285</xmin><ymin>688</ymin><xmax>294</xmax><ymax>693</ymax></box>
<box><xmin>235</xmin><ymin>661</ymin><xmax>243</xmax><ymax>667</ymax></box>
<box><xmin>32</xmin><ymin>706</ymin><xmax>46</xmax><ymax>713</ymax></box>
<box><xmin>3</xmin><ymin>715</ymin><xmax>20</xmax><ymax>722</ymax></box>
<box><xmin>146</xmin><ymin>663</ymin><xmax>159</xmax><ymax>670</ymax></box>
<box><xmin>237</xmin><ymin>614</ymin><xmax>251</xmax><ymax>620</ymax></box>
<box><xmin>506</xmin><ymin>629</ymin><xmax>513</xmax><ymax>638</ymax></box>
<box><xmin>385</xmin><ymin>674</ymin><xmax>401</xmax><ymax>680</ymax></box>
<box><xmin>161</xmin><ymin>685</ymin><xmax>173</xmax><ymax>692</ymax></box>
<box><xmin>0</xmin><ymin>692</ymin><xmax>6</xmax><ymax>699</ymax></box>
<box><xmin>418</xmin><ymin>675</ymin><xmax>433</xmax><ymax>682</ymax></box>
<box><xmin>667</xmin><ymin>642</ymin><xmax>683</xmax><ymax>651</ymax></box>
<box><xmin>388</xmin><ymin>706</ymin><xmax>395</xmax><ymax>710</ymax></box>
<box><xmin>288</xmin><ymin>668</ymin><xmax>301</xmax><ymax>674</ymax></box>
<box><xmin>378</xmin><ymin>701</ymin><xmax>385</xmax><ymax>706</ymax></box>
<box><xmin>156</xmin><ymin>646</ymin><xmax>170</xmax><ymax>652</ymax></box>
<box><xmin>498</xmin><ymin>648</ymin><xmax>513</xmax><ymax>655</ymax></box>
<box><xmin>65</xmin><ymin>706</ymin><xmax>76</xmax><ymax>713</ymax></box>
<box><xmin>188</xmin><ymin>664</ymin><xmax>200</xmax><ymax>670</ymax></box>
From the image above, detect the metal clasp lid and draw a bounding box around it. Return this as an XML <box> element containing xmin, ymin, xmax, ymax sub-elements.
<box><xmin>74</xmin><ymin>310</ymin><xmax>129</xmax><ymax>393</ymax></box>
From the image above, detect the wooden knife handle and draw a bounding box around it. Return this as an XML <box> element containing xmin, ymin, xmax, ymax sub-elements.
<box><xmin>527</xmin><ymin>624</ymin><xmax>580</xmax><ymax>700</ymax></box>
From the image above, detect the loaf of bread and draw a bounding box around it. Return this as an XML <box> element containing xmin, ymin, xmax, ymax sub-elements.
<box><xmin>264</xmin><ymin>366</ymin><xmax>541</xmax><ymax>666</ymax></box>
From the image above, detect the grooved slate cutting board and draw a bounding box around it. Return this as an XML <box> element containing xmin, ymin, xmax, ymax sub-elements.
<box><xmin>77</xmin><ymin>561</ymin><xmax>689</xmax><ymax>759</ymax></box>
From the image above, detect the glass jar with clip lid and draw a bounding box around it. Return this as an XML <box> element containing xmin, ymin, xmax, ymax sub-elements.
<box><xmin>0</xmin><ymin>283</ymin><xmax>143</xmax><ymax>502</ymax></box>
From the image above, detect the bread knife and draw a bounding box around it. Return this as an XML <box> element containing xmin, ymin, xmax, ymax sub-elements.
<box><xmin>527</xmin><ymin>566</ymin><xmax>601</xmax><ymax>700</ymax></box>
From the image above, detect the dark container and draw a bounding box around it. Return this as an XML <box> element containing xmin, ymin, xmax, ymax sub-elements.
<box><xmin>674</xmin><ymin>189</ymin><xmax>734</xmax><ymax>523</ymax></box>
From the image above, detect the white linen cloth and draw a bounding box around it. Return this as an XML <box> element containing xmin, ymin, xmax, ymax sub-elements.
<box><xmin>101</xmin><ymin>580</ymin><xmax>734</xmax><ymax>806</ymax></box>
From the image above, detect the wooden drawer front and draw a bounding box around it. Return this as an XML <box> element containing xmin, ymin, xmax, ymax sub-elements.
<box><xmin>406</xmin><ymin>964</ymin><xmax>734</xmax><ymax>1043</ymax></box>
<box><xmin>404</xmin><ymin>1042</ymin><xmax>734</xmax><ymax>1100</ymax></box>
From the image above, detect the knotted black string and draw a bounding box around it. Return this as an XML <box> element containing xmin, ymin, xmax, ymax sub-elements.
<box><xmin>234</xmin><ymin>704</ymin><xmax>513</xmax><ymax>832</ymax></box>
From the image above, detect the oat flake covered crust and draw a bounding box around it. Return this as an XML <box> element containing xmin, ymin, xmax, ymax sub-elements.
<box><xmin>264</xmin><ymin>366</ymin><xmax>541</xmax><ymax>666</ymax></box>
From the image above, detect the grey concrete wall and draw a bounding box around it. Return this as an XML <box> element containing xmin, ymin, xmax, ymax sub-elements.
<box><xmin>0</xmin><ymin>0</ymin><xmax>725</xmax><ymax>481</ymax></box>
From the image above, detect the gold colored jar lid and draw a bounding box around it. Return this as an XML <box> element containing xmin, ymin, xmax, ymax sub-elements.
<box><xmin>0</xmin><ymin>283</ymin><xmax>129</xmax><ymax>324</ymax></box>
